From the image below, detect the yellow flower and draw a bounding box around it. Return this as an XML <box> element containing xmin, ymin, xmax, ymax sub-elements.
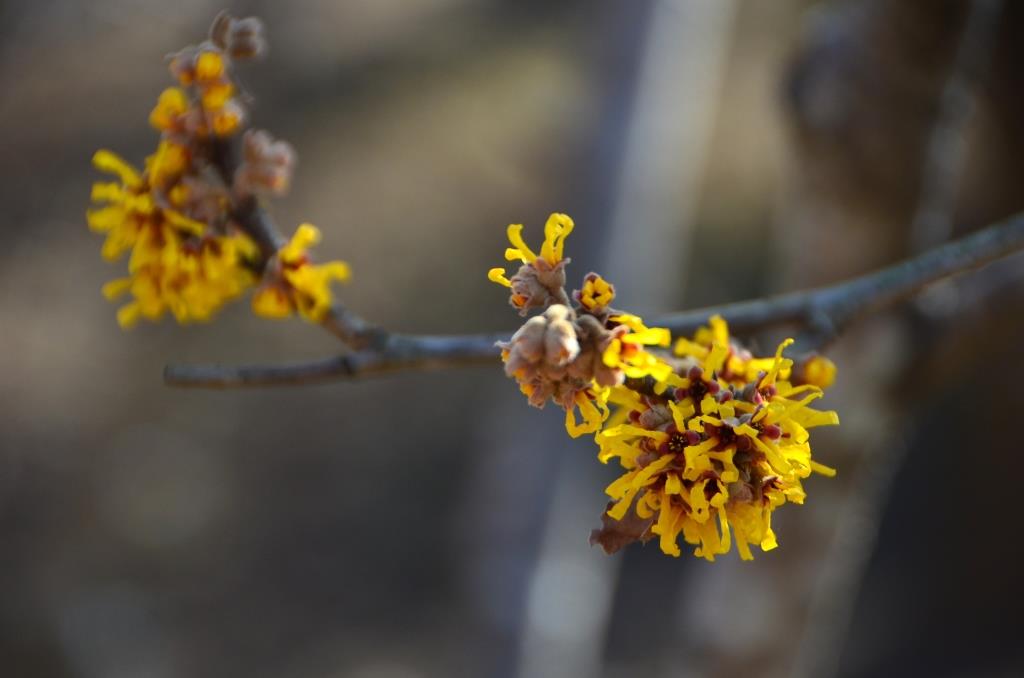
<box><xmin>673</xmin><ymin>314</ymin><xmax>797</xmax><ymax>386</ymax></box>
<box><xmin>252</xmin><ymin>223</ymin><xmax>352</xmax><ymax>322</ymax></box>
<box><xmin>119</xmin><ymin>227</ymin><xmax>258</xmax><ymax>327</ymax></box>
<box><xmin>594</xmin><ymin>323</ymin><xmax>839</xmax><ymax>560</ymax></box>
<box><xmin>210</xmin><ymin>101</ymin><xmax>244</xmax><ymax>137</ymax></box>
<box><xmin>201</xmin><ymin>83</ymin><xmax>234</xmax><ymax>110</ymax></box>
<box><xmin>602</xmin><ymin>314</ymin><xmax>673</xmax><ymax>381</ymax></box>
<box><xmin>579</xmin><ymin>273</ymin><xmax>615</xmax><ymax>312</ymax></box>
<box><xmin>195</xmin><ymin>51</ymin><xmax>226</xmax><ymax>82</ymax></box>
<box><xmin>149</xmin><ymin>87</ymin><xmax>189</xmax><ymax>131</ymax></box>
<box><xmin>89</xmin><ymin>149</ymin><xmax>260</xmax><ymax>328</ymax></box>
<box><xmin>145</xmin><ymin>139</ymin><xmax>190</xmax><ymax>188</ymax></box>
<box><xmin>88</xmin><ymin>150</ymin><xmax>155</xmax><ymax>261</ymax></box>
<box><xmin>565</xmin><ymin>389</ymin><xmax>612</xmax><ymax>438</ymax></box>
<box><xmin>507</xmin><ymin>212</ymin><xmax>574</xmax><ymax>266</ymax></box>
<box><xmin>103</xmin><ymin>231</ymin><xmax>258</xmax><ymax>329</ymax></box>
<box><xmin>489</xmin><ymin>212</ymin><xmax>574</xmax><ymax>292</ymax></box>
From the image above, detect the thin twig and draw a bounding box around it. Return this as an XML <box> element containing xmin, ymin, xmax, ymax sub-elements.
<box><xmin>165</xmin><ymin>211</ymin><xmax>1024</xmax><ymax>388</ymax></box>
<box><xmin>165</xmin><ymin>332</ymin><xmax>506</xmax><ymax>387</ymax></box>
<box><xmin>663</xmin><ymin>209</ymin><xmax>1024</xmax><ymax>339</ymax></box>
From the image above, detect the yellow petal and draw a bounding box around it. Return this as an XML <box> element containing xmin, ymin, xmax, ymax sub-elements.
<box><xmin>763</xmin><ymin>338</ymin><xmax>795</xmax><ymax>386</ymax></box>
<box><xmin>636</xmin><ymin>492</ymin><xmax>658</xmax><ymax>519</ymax></box>
<box><xmin>655</xmin><ymin>497</ymin><xmax>682</xmax><ymax>557</ymax></box>
<box><xmin>91</xmin><ymin>181</ymin><xmax>124</xmax><ymax>204</ymax></box>
<box><xmin>251</xmin><ymin>285</ymin><xmax>293</xmax><ymax>319</ymax></box>
<box><xmin>709</xmin><ymin>315</ymin><xmax>729</xmax><ymax>346</ymax></box>
<box><xmin>505</xmin><ymin>223</ymin><xmax>536</xmax><ymax>263</ymax></box>
<box><xmin>195</xmin><ymin>51</ymin><xmax>226</xmax><ymax>81</ymax></box>
<box><xmin>607</xmin><ymin>486</ymin><xmax>639</xmax><ymax>520</ymax></box>
<box><xmin>92</xmin><ymin>150</ymin><xmax>142</xmax><ymax>188</ymax></box>
<box><xmin>706</xmin><ymin>342</ymin><xmax>728</xmax><ymax>374</ymax></box>
<box><xmin>540</xmin><ymin>212</ymin><xmax>574</xmax><ymax>264</ymax></box>
<box><xmin>487</xmin><ymin>267</ymin><xmax>512</xmax><ymax>287</ymax></box>
<box><xmin>163</xmin><ymin>209</ymin><xmax>206</xmax><ymax>237</ymax></box>
<box><xmin>280</xmin><ymin>223</ymin><xmax>321</xmax><ymax>262</ymax></box>
<box><xmin>86</xmin><ymin>206</ymin><xmax>125</xmax><ymax>233</ymax></box>
<box><xmin>809</xmin><ymin>460</ymin><xmax>837</xmax><ymax>477</ymax></box>
<box><xmin>102</xmin><ymin>278</ymin><xmax>132</xmax><ymax>301</ymax></box>
<box><xmin>319</xmin><ymin>260</ymin><xmax>352</xmax><ymax>283</ymax></box>
<box><xmin>116</xmin><ymin>302</ymin><xmax>143</xmax><ymax>329</ymax></box>
<box><xmin>149</xmin><ymin>87</ymin><xmax>188</xmax><ymax>130</ymax></box>
<box><xmin>664</xmin><ymin>473</ymin><xmax>683</xmax><ymax>495</ymax></box>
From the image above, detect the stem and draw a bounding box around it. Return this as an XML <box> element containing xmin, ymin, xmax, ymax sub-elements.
<box><xmin>657</xmin><ymin>211</ymin><xmax>1024</xmax><ymax>339</ymax></box>
<box><xmin>165</xmin><ymin>332</ymin><xmax>506</xmax><ymax>388</ymax></box>
<box><xmin>165</xmin><ymin>211</ymin><xmax>1024</xmax><ymax>388</ymax></box>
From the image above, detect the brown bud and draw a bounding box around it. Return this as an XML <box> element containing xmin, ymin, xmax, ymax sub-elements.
<box><xmin>566</xmin><ymin>315</ymin><xmax>625</xmax><ymax>387</ymax></box>
<box><xmin>168</xmin><ymin>46</ymin><xmax>200</xmax><ymax>83</ymax></box>
<box><xmin>209</xmin><ymin>12</ymin><xmax>267</xmax><ymax>60</ymax></box>
<box><xmin>638</xmin><ymin>404</ymin><xmax>672</xmax><ymax>430</ymax></box>
<box><xmin>498</xmin><ymin>305</ymin><xmax>593</xmax><ymax>409</ymax></box>
<box><xmin>234</xmin><ymin>129</ymin><xmax>296</xmax><ymax>196</ymax></box>
<box><xmin>208</xmin><ymin>11</ymin><xmax>233</xmax><ymax>47</ymax></box>
<box><xmin>175</xmin><ymin>176</ymin><xmax>231</xmax><ymax>226</ymax></box>
<box><xmin>502</xmin><ymin>305</ymin><xmax>579</xmax><ymax>379</ymax></box>
<box><xmin>507</xmin><ymin>257</ymin><xmax>568</xmax><ymax>316</ymax></box>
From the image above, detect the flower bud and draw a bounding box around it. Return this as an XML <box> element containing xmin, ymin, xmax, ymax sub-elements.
<box><xmin>235</xmin><ymin>129</ymin><xmax>297</xmax><ymax>196</ymax></box>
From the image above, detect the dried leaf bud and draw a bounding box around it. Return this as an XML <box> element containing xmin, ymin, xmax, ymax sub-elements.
<box><xmin>175</xmin><ymin>176</ymin><xmax>231</xmax><ymax>225</ymax></box>
<box><xmin>543</xmin><ymin>305</ymin><xmax>580</xmax><ymax>366</ymax></box>
<box><xmin>502</xmin><ymin>304</ymin><xmax>580</xmax><ymax>379</ymax></box>
<box><xmin>498</xmin><ymin>305</ymin><xmax>589</xmax><ymax>409</ymax></box>
<box><xmin>209</xmin><ymin>12</ymin><xmax>267</xmax><ymax>60</ymax></box>
<box><xmin>168</xmin><ymin>46</ymin><xmax>200</xmax><ymax>85</ymax></box>
<box><xmin>226</xmin><ymin>17</ymin><xmax>267</xmax><ymax>60</ymax></box>
<box><xmin>566</xmin><ymin>315</ymin><xmax>621</xmax><ymax>386</ymax></box>
<box><xmin>211</xmin><ymin>99</ymin><xmax>245</xmax><ymax>137</ymax></box>
<box><xmin>208</xmin><ymin>11</ymin><xmax>233</xmax><ymax>48</ymax></box>
<box><xmin>501</xmin><ymin>257</ymin><xmax>568</xmax><ymax>316</ymax></box>
<box><xmin>235</xmin><ymin>129</ymin><xmax>296</xmax><ymax>196</ymax></box>
<box><xmin>637</xmin><ymin>403</ymin><xmax>672</xmax><ymax>430</ymax></box>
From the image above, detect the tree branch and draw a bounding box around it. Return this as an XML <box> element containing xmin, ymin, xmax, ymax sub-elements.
<box><xmin>165</xmin><ymin>332</ymin><xmax>507</xmax><ymax>388</ymax></box>
<box><xmin>657</xmin><ymin>210</ymin><xmax>1024</xmax><ymax>339</ymax></box>
<box><xmin>165</xmin><ymin>211</ymin><xmax>1024</xmax><ymax>388</ymax></box>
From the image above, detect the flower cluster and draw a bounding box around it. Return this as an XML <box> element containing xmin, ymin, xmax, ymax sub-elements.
<box><xmin>251</xmin><ymin>224</ymin><xmax>351</xmax><ymax>321</ymax></box>
<box><xmin>89</xmin><ymin>148</ymin><xmax>259</xmax><ymax>328</ymax></box>
<box><xmin>490</xmin><ymin>215</ymin><xmax>839</xmax><ymax>560</ymax></box>
<box><xmin>593</xmin><ymin>317</ymin><xmax>839</xmax><ymax>560</ymax></box>
<box><xmin>490</xmin><ymin>214</ymin><xmax>673</xmax><ymax>437</ymax></box>
<box><xmin>87</xmin><ymin>12</ymin><xmax>350</xmax><ymax>328</ymax></box>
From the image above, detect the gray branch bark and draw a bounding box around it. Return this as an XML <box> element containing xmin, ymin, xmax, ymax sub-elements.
<box><xmin>165</xmin><ymin>211</ymin><xmax>1024</xmax><ymax>388</ymax></box>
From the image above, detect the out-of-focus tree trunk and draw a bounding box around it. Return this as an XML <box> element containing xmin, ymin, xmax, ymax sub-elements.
<box><xmin>678</xmin><ymin>1</ymin><xmax>1024</xmax><ymax>677</ymax></box>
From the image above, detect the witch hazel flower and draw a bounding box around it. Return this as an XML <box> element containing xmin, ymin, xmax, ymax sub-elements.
<box><xmin>590</xmin><ymin>315</ymin><xmax>839</xmax><ymax>560</ymax></box>
<box><xmin>88</xmin><ymin>12</ymin><xmax>351</xmax><ymax>329</ymax></box>
<box><xmin>489</xmin><ymin>214</ymin><xmax>674</xmax><ymax>438</ymax></box>
<box><xmin>488</xmin><ymin>215</ymin><xmax>840</xmax><ymax>560</ymax></box>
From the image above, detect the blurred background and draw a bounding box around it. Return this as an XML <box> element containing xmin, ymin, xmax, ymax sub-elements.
<box><xmin>2</xmin><ymin>0</ymin><xmax>1023</xmax><ymax>676</ymax></box>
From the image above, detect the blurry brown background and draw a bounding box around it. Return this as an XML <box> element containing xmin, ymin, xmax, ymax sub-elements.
<box><xmin>1</xmin><ymin>1</ymin><xmax>1023</xmax><ymax>677</ymax></box>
